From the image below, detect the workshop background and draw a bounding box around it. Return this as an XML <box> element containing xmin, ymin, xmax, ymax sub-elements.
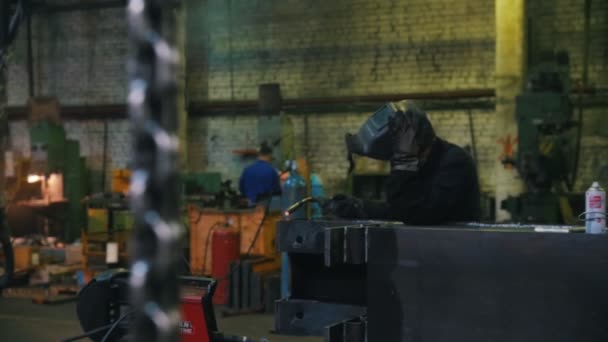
<box><xmin>1</xmin><ymin>1</ymin><xmax>607</xmax><ymax>342</ymax></box>
<box><xmin>5</xmin><ymin>0</ymin><xmax>607</xmax><ymax>208</ymax></box>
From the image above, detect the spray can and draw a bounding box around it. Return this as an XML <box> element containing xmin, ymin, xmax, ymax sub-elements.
<box><xmin>585</xmin><ymin>181</ymin><xmax>606</xmax><ymax>234</ymax></box>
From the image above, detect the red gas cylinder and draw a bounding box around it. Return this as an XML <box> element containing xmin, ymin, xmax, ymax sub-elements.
<box><xmin>211</xmin><ymin>228</ymin><xmax>240</xmax><ymax>305</ymax></box>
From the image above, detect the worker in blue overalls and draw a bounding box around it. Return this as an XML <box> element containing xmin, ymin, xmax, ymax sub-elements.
<box><xmin>239</xmin><ymin>142</ymin><xmax>282</xmax><ymax>204</ymax></box>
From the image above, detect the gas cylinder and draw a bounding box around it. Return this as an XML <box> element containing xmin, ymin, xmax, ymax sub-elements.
<box><xmin>211</xmin><ymin>227</ymin><xmax>240</xmax><ymax>305</ymax></box>
<box><xmin>585</xmin><ymin>181</ymin><xmax>606</xmax><ymax>234</ymax></box>
<box><xmin>281</xmin><ymin>161</ymin><xmax>307</xmax><ymax>219</ymax></box>
<box><xmin>310</xmin><ymin>173</ymin><xmax>325</xmax><ymax>219</ymax></box>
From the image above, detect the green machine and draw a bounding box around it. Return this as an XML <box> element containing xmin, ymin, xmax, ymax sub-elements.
<box><xmin>501</xmin><ymin>52</ymin><xmax>579</xmax><ymax>223</ymax></box>
<box><xmin>181</xmin><ymin>172</ymin><xmax>222</xmax><ymax>199</ymax></box>
<box><xmin>29</xmin><ymin>117</ymin><xmax>87</xmax><ymax>242</ymax></box>
<box><xmin>180</xmin><ymin>172</ymin><xmax>245</xmax><ymax>208</ymax></box>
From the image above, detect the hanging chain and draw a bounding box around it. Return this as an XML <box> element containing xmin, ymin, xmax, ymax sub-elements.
<box><xmin>127</xmin><ymin>0</ymin><xmax>181</xmax><ymax>341</ymax></box>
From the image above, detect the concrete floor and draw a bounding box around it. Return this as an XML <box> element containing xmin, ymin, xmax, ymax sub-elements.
<box><xmin>0</xmin><ymin>297</ymin><xmax>321</xmax><ymax>342</ymax></box>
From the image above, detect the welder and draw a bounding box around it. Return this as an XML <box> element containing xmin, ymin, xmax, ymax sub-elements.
<box><xmin>329</xmin><ymin>101</ymin><xmax>480</xmax><ymax>225</ymax></box>
<box><xmin>239</xmin><ymin>142</ymin><xmax>282</xmax><ymax>204</ymax></box>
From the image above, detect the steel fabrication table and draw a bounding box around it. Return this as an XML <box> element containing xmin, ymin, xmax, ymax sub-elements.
<box><xmin>275</xmin><ymin>220</ymin><xmax>608</xmax><ymax>342</ymax></box>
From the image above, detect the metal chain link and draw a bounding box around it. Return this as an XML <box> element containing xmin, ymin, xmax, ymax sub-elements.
<box><xmin>127</xmin><ymin>0</ymin><xmax>181</xmax><ymax>341</ymax></box>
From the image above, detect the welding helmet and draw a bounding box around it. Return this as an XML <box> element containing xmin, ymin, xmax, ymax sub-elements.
<box><xmin>345</xmin><ymin>100</ymin><xmax>435</xmax><ymax>161</ymax></box>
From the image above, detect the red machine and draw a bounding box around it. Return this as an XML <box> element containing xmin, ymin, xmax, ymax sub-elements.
<box><xmin>211</xmin><ymin>228</ymin><xmax>240</xmax><ymax>305</ymax></box>
<box><xmin>179</xmin><ymin>277</ymin><xmax>216</xmax><ymax>342</ymax></box>
<box><xmin>181</xmin><ymin>295</ymin><xmax>211</xmax><ymax>342</ymax></box>
<box><xmin>179</xmin><ymin>277</ymin><xmax>261</xmax><ymax>342</ymax></box>
<box><xmin>74</xmin><ymin>272</ymin><xmax>260</xmax><ymax>342</ymax></box>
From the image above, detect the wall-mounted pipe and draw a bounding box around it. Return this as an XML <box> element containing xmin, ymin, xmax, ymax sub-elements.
<box><xmin>190</xmin><ymin>88</ymin><xmax>497</xmax><ymax>114</ymax></box>
<box><xmin>570</xmin><ymin>0</ymin><xmax>592</xmax><ymax>190</ymax></box>
<box><xmin>6</xmin><ymin>87</ymin><xmax>606</xmax><ymax>120</ymax></box>
<box><xmin>26</xmin><ymin>8</ymin><xmax>33</xmax><ymax>97</ymax></box>
<box><xmin>32</xmin><ymin>1</ymin><xmax>126</xmax><ymax>13</ymax></box>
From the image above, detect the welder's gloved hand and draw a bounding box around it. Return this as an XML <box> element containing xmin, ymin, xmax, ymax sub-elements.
<box><xmin>389</xmin><ymin>101</ymin><xmax>436</xmax><ymax>172</ymax></box>
<box><xmin>323</xmin><ymin>194</ymin><xmax>367</xmax><ymax>219</ymax></box>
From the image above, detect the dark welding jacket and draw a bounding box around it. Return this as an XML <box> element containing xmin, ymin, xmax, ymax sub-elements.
<box><xmin>366</xmin><ymin>138</ymin><xmax>480</xmax><ymax>225</ymax></box>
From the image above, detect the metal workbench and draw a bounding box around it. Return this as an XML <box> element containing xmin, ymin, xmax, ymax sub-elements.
<box><xmin>275</xmin><ymin>220</ymin><xmax>608</xmax><ymax>342</ymax></box>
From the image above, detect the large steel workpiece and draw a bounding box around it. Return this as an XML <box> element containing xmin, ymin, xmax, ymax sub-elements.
<box><xmin>277</xmin><ymin>220</ymin><xmax>608</xmax><ymax>342</ymax></box>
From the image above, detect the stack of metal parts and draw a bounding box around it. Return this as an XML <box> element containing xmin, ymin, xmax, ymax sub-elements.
<box><xmin>82</xmin><ymin>193</ymin><xmax>131</xmax><ymax>270</ymax></box>
<box><xmin>275</xmin><ymin>219</ymin><xmax>608</xmax><ymax>342</ymax></box>
<box><xmin>274</xmin><ymin>220</ymin><xmax>369</xmax><ymax>337</ymax></box>
<box><xmin>227</xmin><ymin>257</ymin><xmax>281</xmax><ymax>315</ymax></box>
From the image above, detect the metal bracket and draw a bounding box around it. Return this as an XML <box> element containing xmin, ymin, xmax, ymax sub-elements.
<box><xmin>325</xmin><ymin>316</ymin><xmax>367</xmax><ymax>342</ymax></box>
<box><xmin>324</xmin><ymin>225</ymin><xmax>367</xmax><ymax>267</ymax></box>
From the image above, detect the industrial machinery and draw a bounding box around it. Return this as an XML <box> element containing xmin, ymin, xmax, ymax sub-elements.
<box><xmin>24</xmin><ymin>98</ymin><xmax>87</xmax><ymax>242</ymax></box>
<box><xmin>5</xmin><ymin>98</ymin><xmax>88</xmax><ymax>242</ymax></box>
<box><xmin>82</xmin><ymin>192</ymin><xmax>131</xmax><ymax>270</ymax></box>
<box><xmin>274</xmin><ymin>219</ymin><xmax>608</xmax><ymax>341</ymax></box>
<box><xmin>0</xmin><ymin>0</ymin><xmax>26</xmax><ymax>290</ymax></box>
<box><xmin>182</xmin><ymin>172</ymin><xmax>222</xmax><ymax>206</ymax></box>
<box><xmin>502</xmin><ymin>52</ymin><xmax>580</xmax><ymax>223</ymax></box>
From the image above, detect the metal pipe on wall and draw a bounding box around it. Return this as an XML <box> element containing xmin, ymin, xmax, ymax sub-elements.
<box><xmin>101</xmin><ymin>120</ymin><xmax>108</xmax><ymax>191</ymax></box>
<box><xmin>571</xmin><ymin>0</ymin><xmax>592</xmax><ymax>190</ymax></box>
<box><xmin>6</xmin><ymin>86</ymin><xmax>605</xmax><ymax>120</ymax></box>
<box><xmin>33</xmin><ymin>0</ymin><xmax>126</xmax><ymax>13</ymax></box>
<box><xmin>26</xmin><ymin>7</ymin><xmax>33</xmax><ymax>97</ymax></box>
<box><xmin>176</xmin><ymin>1</ymin><xmax>188</xmax><ymax>168</ymax></box>
<box><xmin>189</xmin><ymin>88</ymin><xmax>497</xmax><ymax>114</ymax></box>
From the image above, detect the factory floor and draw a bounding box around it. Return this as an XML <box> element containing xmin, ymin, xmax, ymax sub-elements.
<box><xmin>0</xmin><ymin>297</ymin><xmax>321</xmax><ymax>342</ymax></box>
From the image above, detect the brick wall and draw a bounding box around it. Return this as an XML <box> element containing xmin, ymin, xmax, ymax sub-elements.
<box><xmin>187</xmin><ymin>115</ymin><xmax>259</xmax><ymax>184</ymax></box>
<box><xmin>185</xmin><ymin>0</ymin><xmax>498</xmax><ymax>194</ymax></box>
<box><xmin>7</xmin><ymin>6</ymin><xmax>127</xmax><ymax>106</ymax></box>
<box><xmin>184</xmin><ymin>107</ymin><xmax>497</xmax><ymax>195</ymax></box>
<box><xmin>5</xmin><ymin>0</ymin><xmax>608</xmax><ymax>197</ymax></box>
<box><xmin>6</xmin><ymin>3</ymin><xmax>131</xmax><ymax>191</ymax></box>
<box><xmin>184</xmin><ymin>0</ymin><xmax>606</xmax><ymax>194</ymax></box>
<box><xmin>187</xmin><ymin>0</ymin><xmax>496</xmax><ymax>101</ymax></box>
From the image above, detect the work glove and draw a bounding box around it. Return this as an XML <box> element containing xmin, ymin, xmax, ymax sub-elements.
<box><xmin>323</xmin><ymin>194</ymin><xmax>367</xmax><ymax>219</ymax></box>
<box><xmin>389</xmin><ymin>101</ymin><xmax>435</xmax><ymax>172</ymax></box>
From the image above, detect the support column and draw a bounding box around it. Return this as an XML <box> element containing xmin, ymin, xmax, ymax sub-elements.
<box><xmin>494</xmin><ymin>0</ymin><xmax>526</xmax><ymax>221</ymax></box>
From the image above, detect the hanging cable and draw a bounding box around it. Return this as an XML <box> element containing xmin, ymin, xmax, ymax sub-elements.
<box><xmin>127</xmin><ymin>0</ymin><xmax>181</xmax><ymax>341</ymax></box>
<box><xmin>100</xmin><ymin>311</ymin><xmax>134</xmax><ymax>342</ymax></box>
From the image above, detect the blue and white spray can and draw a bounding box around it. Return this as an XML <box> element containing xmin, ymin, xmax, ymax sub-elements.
<box><xmin>585</xmin><ymin>181</ymin><xmax>606</xmax><ymax>234</ymax></box>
